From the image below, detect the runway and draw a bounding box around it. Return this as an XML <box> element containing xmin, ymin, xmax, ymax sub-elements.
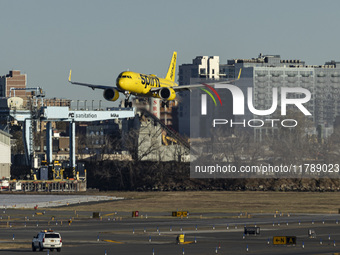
<box><xmin>1</xmin><ymin>208</ymin><xmax>340</xmax><ymax>254</ymax></box>
<box><xmin>0</xmin><ymin>194</ymin><xmax>122</xmax><ymax>208</ymax></box>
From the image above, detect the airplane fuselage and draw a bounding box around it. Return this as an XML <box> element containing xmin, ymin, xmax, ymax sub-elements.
<box><xmin>116</xmin><ymin>71</ymin><xmax>177</xmax><ymax>98</ymax></box>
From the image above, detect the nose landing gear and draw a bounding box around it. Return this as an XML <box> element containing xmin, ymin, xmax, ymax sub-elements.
<box><xmin>124</xmin><ymin>93</ymin><xmax>132</xmax><ymax>108</ymax></box>
<box><xmin>124</xmin><ymin>100</ymin><xmax>132</xmax><ymax>108</ymax></box>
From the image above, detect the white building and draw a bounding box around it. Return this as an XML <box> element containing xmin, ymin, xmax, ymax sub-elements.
<box><xmin>0</xmin><ymin>130</ymin><xmax>11</xmax><ymax>179</ymax></box>
<box><xmin>178</xmin><ymin>56</ymin><xmax>222</xmax><ymax>137</ymax></box>
<box><xmin>178</xmin><ymin>56</ymin><xmax>220</xmax><ymax>85</ymax></box>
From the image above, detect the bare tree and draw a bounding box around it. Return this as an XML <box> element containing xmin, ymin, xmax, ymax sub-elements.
<box><xmin>268</xmin><ymin>110</ymin><xmax>318</xmax><ymax>165</ymax></box>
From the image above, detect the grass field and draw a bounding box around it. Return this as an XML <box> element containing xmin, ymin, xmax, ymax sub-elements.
<box><xmin>51</xmin><ymin>191</ymin><xmax>340</xmax><ymax>214</ymax></box>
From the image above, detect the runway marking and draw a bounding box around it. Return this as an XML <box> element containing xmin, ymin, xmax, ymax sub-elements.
<box><xmin>102</xmin><ymin>213</ymin><xmax>116</xmax><ymax>217</ymax></box>
<box><xmin>102</xmin><ymin>239</ymin><xmax>124</xmax><ymax>244</ymax></box>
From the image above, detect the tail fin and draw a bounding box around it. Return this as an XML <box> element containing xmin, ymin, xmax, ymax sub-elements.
<box><xmin>165</xmin><ymin>51</ymin><xmax>177</xmax><ymax>82</ymax></box>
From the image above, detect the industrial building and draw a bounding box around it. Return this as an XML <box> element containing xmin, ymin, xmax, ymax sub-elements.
<box><xmin>126</xmin><ymin>98</ymin><xmax>189</xmax><ymax>162</ymax></box>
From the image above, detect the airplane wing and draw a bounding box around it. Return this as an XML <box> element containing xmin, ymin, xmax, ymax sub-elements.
<box><xmin>151</xmin><ymin>69</ymin><xmax>242</xmax><ymax>92</ymax></box>
<box><xmin>171</xmin><ymin>84</ymin><xmax>207</xmax><ymax>92</ymax></box>
<box><xmin>150</xmin><ymin>82</ymin><xmax>229</xmax><ymax>93</ymax></box>
<box><xmin>68</xmin><ymin>70</ymin><xmax>122</xmax><ymax>91</ymax></box>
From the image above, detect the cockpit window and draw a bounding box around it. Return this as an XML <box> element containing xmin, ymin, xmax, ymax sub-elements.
<box><xmin>121</xmin><ymin>75</ymin><xmax>132</xmax><ymax>79</ymax></box>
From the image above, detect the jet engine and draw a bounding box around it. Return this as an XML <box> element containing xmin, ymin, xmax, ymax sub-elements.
<box><xmin>159</xmin><ymin>87</ymin><xmax>176</xmax><ymax>101</ymax></box>
<box><xmin>103</xmin><ymin>88</ymin><xmax>119</xmax><ymax>101</ymax></box>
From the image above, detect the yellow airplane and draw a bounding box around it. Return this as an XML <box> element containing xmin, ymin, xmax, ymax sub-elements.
<box><xmin>68</xmin><ymin>51</ymin><xmax>241</xmax><ymax>107</ymax></box>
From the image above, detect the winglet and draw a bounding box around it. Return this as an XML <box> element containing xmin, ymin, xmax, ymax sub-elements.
<box><xmin>237</xmin><ymin>68</ymin><xmax>242</xmax><ymax>80</ymax></box>
<box><xmin>68</xmin><ymin>70</ymin><xmax>72</xmax><ymax>83</ymax></box>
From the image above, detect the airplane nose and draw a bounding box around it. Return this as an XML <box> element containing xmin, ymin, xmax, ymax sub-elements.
<box><xmin>117</xmin><ymin>79</ymin><xmax>126</xmax><ymax>89</ymax></box>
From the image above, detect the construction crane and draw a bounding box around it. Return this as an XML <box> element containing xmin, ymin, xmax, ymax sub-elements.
<box><xmin>9</xmin><ymin>87</ymin><xmax>45</xmax><ymax>98</ymax></box>
<box><xmin>9</xmin><ymin>87</ymin><xmax>45</xmax><ymax>108</ymax></box>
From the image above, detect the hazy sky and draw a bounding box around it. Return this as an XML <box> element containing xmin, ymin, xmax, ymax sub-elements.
<box><xmin>1</xmin><ymin>0</ymin><xmax>340</xmax><ymax>107</ymax></box>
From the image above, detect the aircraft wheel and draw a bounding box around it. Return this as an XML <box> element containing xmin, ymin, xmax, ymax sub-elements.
<box><xmin>161</xmin><ymin>101</ymin><xmax>169</xmax><ymax>107</ymax></box>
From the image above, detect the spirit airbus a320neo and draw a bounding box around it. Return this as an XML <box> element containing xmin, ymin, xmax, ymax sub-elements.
<box><xmin>68</xmin><ymin>51</ymin><xmax>241</xmax><ymax>107</ymax></box>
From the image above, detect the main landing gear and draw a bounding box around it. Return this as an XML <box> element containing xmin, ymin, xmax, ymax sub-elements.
<box><xmin>161</xmin><ymin>101</ymin><xmax>169</xmax><ymax>107</ymax></box>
